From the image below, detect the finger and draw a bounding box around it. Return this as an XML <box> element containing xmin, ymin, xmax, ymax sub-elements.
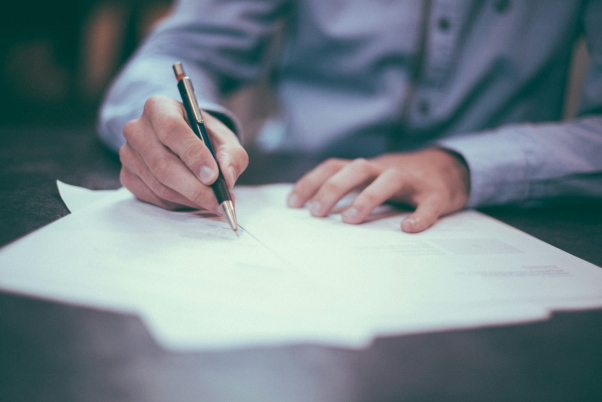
<box><xmin>120</xmin><ymin>167</ymin><xmax>182</xmax><ymax>210</ymax></box>
<box><xmin>287</xmin><ymin>158</ymin><xmax>347</xmax><ymax>208</ymax></box>
<box><xmin>308</xmin><ymin>158</ymin><xmax>379</xmax><ymax>217</ymax></box>
<box><xmin>143</xmin><ymin>96</ymin><xmax>220</xmax><ymax>185</ymax></box>
<box><xmin>204</xmin><ymin>112</ymin><xmax>249</xmax><ymax>190</ymax></box>
<box><xmin>215</xmin><ymin>144</ymin><xmax>249</xmax><ymax>190</ymax></box>
<box><xmin>341</xmin><ymin>168</ymin><xmax>408</xmax><ymax>224</ymax></box>
<box><xmin>123</xmin><ymin>115</ymin><xmax>220</xmax><ymax>212</ymax></box>
<box><xmin>119</xmin><ymin>144</ymin><xmax>201</xmax><ymax>210</ymax></box>
<box><xmin>400</xmin><ymin>194</ymin><xmax>446</xmax><ymax>233</ymax></box>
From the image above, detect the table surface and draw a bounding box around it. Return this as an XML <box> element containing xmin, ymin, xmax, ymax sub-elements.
<box><xmin>1</xmin><ymin>126</ymin><xmax>601</xmax><ymax>402</ymax></box>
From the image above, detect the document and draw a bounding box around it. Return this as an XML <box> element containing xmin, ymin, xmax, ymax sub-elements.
<box><xmin>0</xmin><ymin>181</ymin><xmax>601</xmax><ymax>351</ymax></box>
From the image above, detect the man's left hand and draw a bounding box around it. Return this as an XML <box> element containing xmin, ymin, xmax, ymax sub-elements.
<box><xmin>287</xmin><ymin>149</ymin><xmax>471</xmax><ymax>233</ymax></box>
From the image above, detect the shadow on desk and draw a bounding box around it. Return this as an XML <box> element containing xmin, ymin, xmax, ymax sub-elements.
<box><xmin>1</xmin><ymin>290</ymin><xmax>602</xmax><ymax>402</ymax></box>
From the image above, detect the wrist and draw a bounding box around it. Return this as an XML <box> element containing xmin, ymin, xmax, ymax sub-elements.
<box><xmin>434</xmin><ymin>147</ymin><xmax>471</xmax><ymax>206</ymax></box>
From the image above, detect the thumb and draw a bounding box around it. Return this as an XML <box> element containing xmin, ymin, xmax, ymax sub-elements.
<box><xmin>401</xmin><ymin>195</ymin><xmax>445</xmax><ymax>233</ymax></box>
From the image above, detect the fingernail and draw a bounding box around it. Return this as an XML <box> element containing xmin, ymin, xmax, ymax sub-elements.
<box><xmin>199</xmin><ymin>166</ymin><xmax>216</xmax><ymax>184</ymax></box>
<box><xmin>343</xmin><ymin>207</ymin><xmax>358</xmax><ymax>221</ymax></box>
<box><xmin>404</xmin><ymin>217</ymin><xmax>416</xmax><ymax>228</ymax></box>
<box><xmin>287</xmin><ymin>193</ymin><xmax>299</xmax><ymax>207</ymax></box>
<box><xmin>309</xmin><ymin>201</ymin><xmax>322</xmax><ymax>215</ymax></box>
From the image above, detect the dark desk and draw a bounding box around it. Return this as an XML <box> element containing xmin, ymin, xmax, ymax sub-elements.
<box><xmin>1</xmin><ymin>127</ymin><xmax>601</xmax><ymax>402</ymax></box>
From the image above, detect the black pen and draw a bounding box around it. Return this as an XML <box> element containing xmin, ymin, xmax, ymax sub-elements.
<box><xmin>173</xmin><ymin>62</ymin><xmax>238</xmax><ymax>235</ymax></box>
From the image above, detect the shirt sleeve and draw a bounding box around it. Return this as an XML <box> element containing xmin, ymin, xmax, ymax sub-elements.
<box><xmin>97</xmin><ymin>0</ymin><xmax>288</xmax><ymax>152</ymax></box>
<box><xmin>437</xmin><ymin>0</ymin><xmax>602</xmax><ymax>208</ymax></box>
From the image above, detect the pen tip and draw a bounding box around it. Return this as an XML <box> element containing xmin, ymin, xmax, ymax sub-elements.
<box><xmin>220</xmin><ymin>201</ymin><xmax>238</xmax><ymax>236</ymax></box>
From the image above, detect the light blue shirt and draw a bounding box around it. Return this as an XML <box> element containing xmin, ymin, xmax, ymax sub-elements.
<box><xmin>99</xmin><ymin>0</ymin><xmax>602</xmax><ymax>207</ymax></box>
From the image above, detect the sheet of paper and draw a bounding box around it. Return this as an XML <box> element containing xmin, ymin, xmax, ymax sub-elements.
<box><xmin>57</xmin><ymin>181</ymin><xmax>118</xmax><ymax>213</ymax></box>
<box><xmin>235</xmin><ymin>185</ymin><xmax>602</xmax><ymax>311</ymax></box>
<box><xmin>60</xmin><ymin>186</ymin><xmax>554</xmax><ymax>350</ymax></box>
<box><xmin>3</xmin><ymin>183</ymin><xmax>371</xmax><ymax>349</ymax></box>
<box><xmin>0</xmin><ymin>210</ymin><xmax>136</xmax><ymax>313</ymax></box>
<box><xmin>1</xmin><ymin>182</ymin><xmax>601</xmax><ymax>351</ymax></box>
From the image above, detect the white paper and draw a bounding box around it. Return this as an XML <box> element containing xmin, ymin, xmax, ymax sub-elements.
<box><xmin>57</xmin><ymin>181</ymin><xmax>117</xmax><ymax>213</ymax></box>
<box><xmin>236</xmin><ymin>186</ymin><xmax>602</xmax><ymax>310</ymax></box>
<box><xmin>1</xmin><ymin>182</ymin><xmax>601</xmax><ymax>351</ymax></box>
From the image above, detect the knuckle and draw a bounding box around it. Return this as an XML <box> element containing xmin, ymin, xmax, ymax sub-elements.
<box><xmin>119</xmin><ymin>169</ymin><xmax>130</xmax><ymax>188</ymax></box>
<box><xmin>143</xmin><ymin>95</ymin><xmax>164</xmax><ymax>115</ymax></box>
<box><xmin>360</xmin><ymin>190</ymin><xmax>379</xmax><ymax>206</ymax></box>
<box><xmin>324</xmin><ymin>158</ymin><xmax>343</xmax><ymax>169</ymax></box>
<box><xmin>305</xmin><ymin>175</ymin><xmax>325</xmax><ymax>190</ymax></box>
<box><xmin>386</xmin><ymin>168</ymin><xmax>405</xmax><ymax>183</ymax></box>
<box><xmin>234</xmin><ymin>148</ymin><xmax>249</xmax><ymax>169</ymax></box>
<box><xmin>180</xmin><ymin>143</ymin><xmax>204</xmax><ymax>165</ymax></box>
<box><xmin>118</xmin><ymin>145</ymin><xmax>128</xmax><ymax>164</ymax></box>
<box><xmin>322</xmin><ymin>180</ymin><xmax>343</xmax><ymax>195</ymax></box>
<box><xmin>122</xmin><ymin>120</ymin><xmax>138</xmax><ymax>142</ymax></box>
<box><xmin>215</xmin><ymin>149</ymin><xmax>230</xmax><ymax>164</ymax></box>
<box><xmin>216</xmin><ymin>146</ymin><xmax>249</xmax><ymax>170</ymax></box>
<box><xmin>351</xmin><ymin>157</ymin><xmax>370</xmax><ymax>170</ymax></box>
<box><xmin>150</xmin><ymin>157</ymin><xmax>175</xmax><ymax>183</ymax></box>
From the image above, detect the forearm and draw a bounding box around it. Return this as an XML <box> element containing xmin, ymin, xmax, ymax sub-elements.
<box><xmin>438</xmin><ymin>117</ymin><xmax>602</xmax><ymax>207</ymax></box>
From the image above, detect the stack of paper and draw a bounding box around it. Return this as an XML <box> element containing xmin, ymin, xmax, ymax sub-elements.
<box><xmin>0</xmin><ymin>182</ymin><xmax>601</xmax><ymax>351</ymax></box>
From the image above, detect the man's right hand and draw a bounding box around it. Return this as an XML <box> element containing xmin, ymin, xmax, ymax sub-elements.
<box><xmin>119</xmin><ymin>95</ymin><xmax>248</xmax><ymax>212</ymax></box>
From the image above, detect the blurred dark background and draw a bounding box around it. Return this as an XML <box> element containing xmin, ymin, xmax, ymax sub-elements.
<box><xmin>0</xmin><ymin>0</ymin><xmax>277</xmax><ymax>141</ymax></box>
<box><xmin>0</xmin><ymin>0</ymin><xmax>173</xmax><ymax>127</ymax></box>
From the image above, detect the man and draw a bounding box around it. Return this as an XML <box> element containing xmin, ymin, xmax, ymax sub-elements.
<box><xmin>99</xmin><ymin>0</ymin><xmax>602</xmax><ymax>233</ymax></box>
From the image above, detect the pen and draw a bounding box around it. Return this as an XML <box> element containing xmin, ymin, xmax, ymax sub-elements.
<box><xmin>173</xmin><ymin>62</ymin><xmax>238</xmax><ymax>235</ymax></box>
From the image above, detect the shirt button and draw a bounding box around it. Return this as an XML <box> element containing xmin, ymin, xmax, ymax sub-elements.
<box><xmin>437</xmin><ymin>17</ymin><xmax>451</xmax><ymax>32</ymax></box>
<box><xmin>418</xmin><ymin>100</ymin><xmax>430</xmax><ymax>115</ymax></box>
<box><xmin>494</xmin><ymin>0</ymin><xmax>511</xmax><ymax>14</ymax></box>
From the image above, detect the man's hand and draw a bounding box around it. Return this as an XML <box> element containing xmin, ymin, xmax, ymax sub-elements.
<box><xmin>287</xmin><ymin>149</ymin><xmax>470</xmax><ymax>233</ymax></box>
<box><xmin>119</xmin><ymin>95</ymin><xmax>248</xmax><ymax>212</ymax></box>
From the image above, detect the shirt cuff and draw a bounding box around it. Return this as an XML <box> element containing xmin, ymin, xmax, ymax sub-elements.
<box><xmin>436</xmin><ymin>128</ymin><xmax>531</xmax><ymax>207</ymax></box>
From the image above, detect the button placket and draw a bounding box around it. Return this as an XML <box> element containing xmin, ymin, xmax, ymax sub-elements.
<box><xmin>425</xmin><ymin>0</ymin><xmax>464</xmax><ymax>87</ymax></box>
<box><xmin>408</xmin><ymin>0</ymin><xmax>470</xmax><ymax>128</ymax></box>
<box><xmin>494</xmin><ymin>0</ymin><xmax>511</xmax><ymax>14</ymax></box>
